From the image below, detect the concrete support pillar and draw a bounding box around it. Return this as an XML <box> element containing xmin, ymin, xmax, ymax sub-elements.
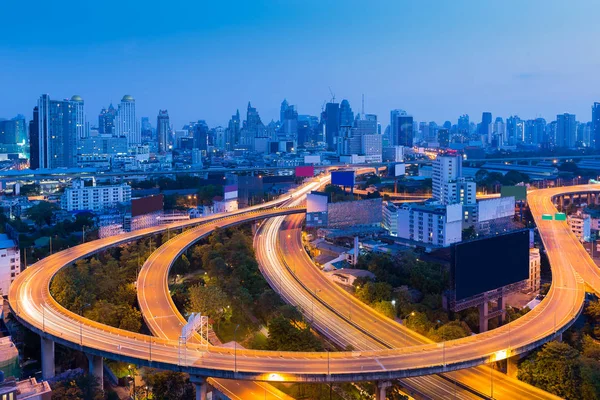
<box><xmin>479</xmin><ymin>302</ymin><xmax>489</xmax><ymax>333</ymax></box>
<box><xmin>190</xmin><ymin>376</ymin><xmax>207</xmax><ymax>400</ymax></box>
<box><xmin>588</xmin><ymin>193</ymin><xmax>591</xmax><ymax>205</ymax></box>
<box><xmin>40</xmin><ymin>336</ymin><xmax>55</xmax><ymax>380</ymax></box>
<box><xmin>87</xmin><ymin>354</ymin><xmax>104</xmax><ymax>390</ymax></box>
<box><xmin>376</xmin><ymin>381</ymin><xmax>392</xmax><ymax>400</ymax></box>
<box><xmin>558</xmin><ymin>196</ymin><xmax>563</xmax><ymax>211</ymax></box>
<box><xmin>498</xmin><ymin>295</ymin><xmax>506</xmax><ymax>325</ymax></box>
<box><xmin>555</xmin><ymin>332</ymin><xmax>563</xmax><ymax>343</ymax></box>
<box><xmin>507</xmin><ymin>355</ymin><xmax>520</xmax><ymax>379</ymax></box>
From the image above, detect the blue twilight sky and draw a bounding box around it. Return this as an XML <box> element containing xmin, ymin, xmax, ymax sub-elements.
<box><xmin>1</xmin><ymin>0</ymin><xmax>600</xmax><ymax>129</ymax></box>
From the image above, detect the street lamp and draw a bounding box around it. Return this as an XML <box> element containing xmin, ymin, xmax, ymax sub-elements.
<box><xmin>79</xmin><ymin>303</ymin><xmax>91</xmax><ymax>347</ymax></box>
<box><xmin>234</xmin><ymin>324</ymin><xmax>240</xmax><ymax>374</ymax></box>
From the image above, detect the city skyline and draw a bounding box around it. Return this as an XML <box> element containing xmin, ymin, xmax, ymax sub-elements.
<box><xmin>2</xmin><ymin>1</ymin><xmax>600</xmax><ymax>128</ymax></box>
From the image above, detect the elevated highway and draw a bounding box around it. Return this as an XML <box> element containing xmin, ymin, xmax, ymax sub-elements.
<box><xmin>7</xmin><ymin>184</ymin><xmax>596</xmax><ymax>397</ymax></box>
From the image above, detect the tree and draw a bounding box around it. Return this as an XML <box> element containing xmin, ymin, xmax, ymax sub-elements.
<box><xmin>462</xmin><ymin>226</ymin><xmax>477</xmax><ymax>241</ymax></box>
<box><xmin>266</xmin><ymin>316</ymin><xmax>323</xmax><ymax>351</ymax></box>
<box><xmin>373</xmin><ymin>300</ymin><xmax>396</xmax><ymax>319</ymax></box>
<box><xmin>25</xmin><ymin>201</ymin><xmax>58</xmax><ymax>227</ymax></box>
<box><xmin>143</xmin><ymin>370</ymin><xmax>195</xmax><ymax>400</ymax></box>
<box><xmin>518</xmin><ymin>341</ymin><xmax>581</xmax><ymax>399</ymax></box>
<box><xmin>187</xmin><ymin>284</ymin><xmax>230</xmax><ymax>328</ymax></box>
<box><xmin>51</xmin><ymin>373</ymin><xmax>103</xmax><ymax>400</ymax></box>
<box><xmin>355</xmin><ymin>282</ymin><xmax>392</xmax><ymax>304</ymax></box>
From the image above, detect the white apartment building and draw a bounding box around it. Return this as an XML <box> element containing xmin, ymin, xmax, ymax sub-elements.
<box><xmin>397</xmin><ymin>203</ymin><xmax>463</xmax><ymax>247</ymax></box>
<box><xmin>114</xmin><ymin>95</ymin><xmax>141</xmax><ymax>146</ymax></box>
<box><xmin>382</xmin><ymin>201</ymin><xmax>399</xmax><ymax>236</ymax></box>
<box><xmin>361</xmin><ymin>134</ymin><xmax>383</xmax><ymax>163</ymax></box>
<box><xmin>0</xmin><ymin>234</ymin><xmax>20</xmax><ymax>296</ymax></box>
<box><xmin>61</xmin><ymin>179</ymin><xmax>131</xmax><ymax>212</ymax></box>
<box><xmin>567</xmin><ymin>213</ymin><xmax>591</xmax><ymax>242</ymax></box>
<box><xmin>432</xmin><ymin>155</ymin><xmax>476</xmax><ymax>205</ymax></box>
<box><xmin>529</xmin><ymin>248</ymin><xmax>541</xmax><ymax>293</ymax></box>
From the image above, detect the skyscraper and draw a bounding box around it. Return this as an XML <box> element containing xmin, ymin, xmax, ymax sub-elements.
<box><xmin>324</xmin><ymin>102</ymin><xmax>340</xmax><ymax>150</ymax></box>
<box><xmin>193</xmin><ymin>120</ymin><xmax>209</xmax><ymax>151</ymax></box>
<box><xmin>280</xmin><ymin>99</ymin><xmax>289</xmax><ymax>123</ymax></box>
<box><xmin>556</xmin><ymin>113</ymin><xmax>577</xmax><ymax>148</ymax></box>
<box><xmin>70</xmin><ymin>95</ymin><xmax>86</xmax><ymax>139</ymax></box>
<box><xmin>157</xmin><ymin>110</ymin><xmax>170</xmax><ymax>153</ymax></box>
<box><xmin>31</xmin><ymin>94</ymin><xmax>80</xmax><ymax>169</ymax></box>
<box><xmin>458</xmin><ymin>114</ymin><xmax>470</xmax><ymax>136</ymax></box>
<box><xmin>98</xmin><ymin>104</ymin><xmax>116</xmax><ymax>135</ymax></box>
<box><xmin>389</xmin><ymin>109</ymin><xmax>406</xmax><ymax>146</ymax></box>
<box><xmin>0</xmin><ymin>116</ymin><xmax>26</xmax><ymax>153</ymax></box>
<box><xmin>396</xmin><ymin>114</ymin><xmax>414</xmax><ymax>147</ymax></box>
<box><xmin>29</xmin><ymin>107</ymin><xmax>40</xmax><ymax>169</ymax></box>
<box><xmin>115</xmin><ymin>95</ymin><xmax>140</xmax><ymax>146</ymax></box>
<box><xmin>228</xmin><ymin>110</ymin><xmax>241</xmax><ymax>148</ymax></box>
<box><xmin>593</xmin><ymin>102</ymin><xmax>600</xmax><ymax>150</ymax></box>
<box><xmin>338</xmin><ymin>100</ymin><xmax>354</xmax><ymax>127</ymax></box>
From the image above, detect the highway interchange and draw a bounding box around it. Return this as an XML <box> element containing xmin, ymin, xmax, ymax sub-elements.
<box><xmin>7</xmin><ymin>177</ymin><xmax>600</xmax><ymax>398</ymax></box>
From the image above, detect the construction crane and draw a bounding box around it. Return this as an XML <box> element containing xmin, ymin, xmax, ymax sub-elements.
<box><xmin>328</xmin><ymin>86</ymin><xmax>336</xmax><ymax>103</ymax></box>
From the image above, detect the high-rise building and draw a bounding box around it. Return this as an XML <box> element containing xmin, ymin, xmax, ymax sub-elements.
<box><xmin>458</xmin><ymin>114</ymin><xmax>470</xmax><ymax>136</ymax></box>
<box><xmin>396</xmin><ymin>114</ymin><xmax>414</xmax><ymax>147</ymax></box>
<box><xmin>324</xmin><ymin>103</ymin><xmax>340</xmax><ymax>150</ymax></box>
<box><xmin>31</xmin><ymin>94</ymin><xmax>80</xmax><ymax>169</ymax></box>
<box><xmin>115</xmin><ymin>95</ymin><xmax>140</xmax><ymax>146</ymax></box>
<box><xmin>280</xmin><ymin>103</ymin><xmax>298</xmax><ymax>141</ymax></box>
<box><xmin>432</xmin><ymin>155</ymin><xmax>475</xmax><ymax>205</ymax></box>
<box><xmin>339</xmin><ymin>100</ymin><xmax>354</xmax><ymax>127</ymax></box>
<box><xmin>70</xmin><ymin>95</ymin><xmax>86</xmax><ymax>139</ymax></box>
<box><xmin>556</xmin><ymin>113</ymin><xmax>577</xmax><ymax>148</ymax></box>
<box><xmin>98</xmin><ymin>104</ymin><xmax>117</xmax><ymax>135</ymax></box>
<box><xmin>228</xmin><ymin>110</ymin><xmax>241</xmax><ymax>147</ymax></box>
<box><xmin>438</xmin><ymin>128</ymin><xmax>450</xmax><ymax>148</ymax></box>
<box><xmin>280</xmin><ymin>99</ymin><xmax>289</xmax><ymax>123</ymax></box>
<box><xmin>193</xmin><ymin>120</ymin><xmax>209</xmax><ymax>151</ymax></box>
<box><xmin>29</xmin><ymin>107</ymin><xmax>40</xmax><ymax>169</ymax></box>
<box><xmin>493</xmin><ymin>117</ymin><xmax>506</xmax><ymax>146</ymax></box>
<box><xmin>157</xmin><ymin>110</ymin><xmax>170</xmax><ymax>153</ymax></box>
<box><xmin>593</xmin><ymin>102</ymin><xmax>600</xmax><ymax>150</ymax></box>
<box><xmin>389</xmin><ymin>109</ymin><xmax>406</xmax><ymax>146</ymax></box>
<box><xmin>506</xmin><ymin>116</ymin><xmax>524</xmax><ymax>145</ymax></box>
<box><xmin>0</xmin><ymin>116</ymin><xmax>26</xmax><ymax>153</ymax></box>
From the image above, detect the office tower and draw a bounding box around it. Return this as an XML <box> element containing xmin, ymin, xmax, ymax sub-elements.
<box><xmin>339</xmin><ymin>100</ymin><xmax>354</xmax><ymax>127</ymax></box>
<box><xmin>280</xmin><ymin>103</ymin><xmax>298</xmax><ymax>140</ymax></box>
<box><xmin>29</xmin><ymin>107</ymin><xmax>39</xmax><ymax>169</ymax></box>
<box><xmin>193</xmin><ymin>120</ymin><xmax>209</xmax><ymax>151</ymax></box>
<box><xmin>115</xmin><ymin>95</ymin><xmax>140</xmax><ymax>145</ymax></box>
<box><xmin>0</xmin><ymin>116</ymin><xmax>26</xmax><ymax>153</ymax></box>
<box><xmin>480</xmin><ymin>112</ymin><xmax>492</xmax><ymax>135</ymax></box>
<box><xmin>556</xmin><ymin>113</ymin><xmax>577</xmax><ymax>148</ymax></box>
<box><xmin>228</xmin><ymin>110</ymin><xmax>241</xmax><ymax>146</ymax></box>
<box><xmin>31</xmin><ymin>94</ymin><xmax>80</xmax><ymax>169</ymax></box>
<box><xmin>396</xmin><ymin>114</ymin><xmax>414</xmax><ymax>147</ymax></box>
<box><xmin>324</xmin><ymin>102</ymin><xmax>340</xmax><ymax>150</ymax></box>
<box><xmin>69</xmin><ymin>95</ymin><xmax>86</xmax><ymax>139</ymax></box>
<box><xmin>389</xmin><ymin>109</ymin><xmax>406</xmax><ymax>146</ymax></box>
<box><xmin>506</xmin><ymin>116</ymin><xmax>524</xmax><ymax>145</ymax></box>
<box><xmin>98</xmin><ymin>104</ymin><xmax>116</xmax><ymax>135</ymax></box>
<box><xmin>546</xmin><ymin>121</ymin><xmax>557</xmax><ymax>146</ymax></box>
<box><xmin>593</xmin><ymin>102</ymin><xmax>600</xmax><ymax>150</ymax></box>
<box><xmin>438</xmin><ymin>128</ymin><xmax>450</xmax><ymax>148</ymax></box>
<box><xmin>156</xmin><ymin>110</ymin><xmax>170</xmax><ymax>153</ymax></box>
<box><xmin>280</xmin><ymin>99</ymin><xmax>289</xmax><ymax>123</ymax></box>
<box><xmin>526</xmin><ymin>119</ymin><xmax>547</xmax><ymax>145</ymax></box>
<box><xmin>492</xmin><ymin>117</ymin><xmax>505</xmax><ymax>146</ymax></box>
<box><xmin>458</xmin><ymin>114</ymin><xmax>470</xmax><ymax>136</ymax></box>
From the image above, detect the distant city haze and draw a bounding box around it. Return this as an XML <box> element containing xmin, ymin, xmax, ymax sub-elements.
<box><xmin>1</xmin><ymin>0</ymin><xmax>600</xmax><ymax>127</ymax></box>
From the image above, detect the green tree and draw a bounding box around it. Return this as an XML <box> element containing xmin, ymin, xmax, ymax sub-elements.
<box><xmin>187</xmin><ymin>284</ymin><xmax>230</xmax><ymax>328</ymax></box>
<box><xmin>355</xmin><ymin>282</ymin><xmax>392</xmax><ymax>304</ymax></box>
<box><xmin>51</xmin><ymin>373</ymin><xmax>103</xmax><ymax>400</ymax></box>
<box><xmin>143</xmin><ymin>370</ymin><xmax>195</xmax><ymax>400</ymax></box>
<box><xmin>373</xmin><ymin>300</ymin><xmax>396</xmax><ymax>319</ymax></box>
<box><xmin>25</xmin><ymin>201</ymin><xmax>58</xmax><ymax>227</ymax></box>
<box><xmin>518</xmin><ymin>341</ymin><xmax>581</xmax><ymax>399</ymax></box>
<box><xmin>266</xmin><ymin>316</ymin><xmax>323</xmax><ymax>351</ymax></box>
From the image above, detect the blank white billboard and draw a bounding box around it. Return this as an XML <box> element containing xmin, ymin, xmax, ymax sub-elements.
<box><xmin>478</xmin><ymin>196</ymin><xmax>515</xmax><ymax>222</ymax></box>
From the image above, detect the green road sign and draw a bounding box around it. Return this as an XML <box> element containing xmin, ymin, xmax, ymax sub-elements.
<box><xmin>542</xmin><ymin>214</ymin><xmax>553</xmax><ymax>220</ymax></box>
<box><xmin>555</xmin><ymin>213</ymin><xmax>567</xmax><ymax>221</ymax></box>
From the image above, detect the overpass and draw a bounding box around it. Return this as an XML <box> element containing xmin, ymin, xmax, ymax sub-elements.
<box><xmin>8</xmin><ymin>184</ymin><xmax>597</xmax><ymax>399</ymax></box>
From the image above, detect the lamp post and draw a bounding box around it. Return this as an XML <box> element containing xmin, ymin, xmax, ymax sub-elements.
<box><xmin>234</xmin><ymin>324</ymin><xmax>240</xmax><ymax>374</ymax></box>
<box><xmin>79</xmin><ymin>303</ymin><xmax>91</xmax><ymax>347</ymax></box>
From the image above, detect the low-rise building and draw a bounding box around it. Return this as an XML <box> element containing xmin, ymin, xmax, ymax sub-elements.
<box><xmin>0</xmin><ymin>234</ymin><xmax>20</xmax><ymax>296</ymax></box>
<box><xmin>0</xmin><ymin>377</ymin><xmax>52</xmax><ymax>400</ymax></box>
<box><xmin>397</xmin><ymin>203</ymin><xmax>463</xmax><ymax>247</ymax></box>
<box><xmin>61</xmin><ymin>179</ymin><xmax>131</xmax><ymax>212</ymax></box>
<box><xmin>568</xmin><ymin>213</ymin><xmax>591</xmax><ymax>242</ymax></box>
<box><xmin>529</xmin><ymin>248</ymin><xmax>541</xmax><ymax>293</ymax></box>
